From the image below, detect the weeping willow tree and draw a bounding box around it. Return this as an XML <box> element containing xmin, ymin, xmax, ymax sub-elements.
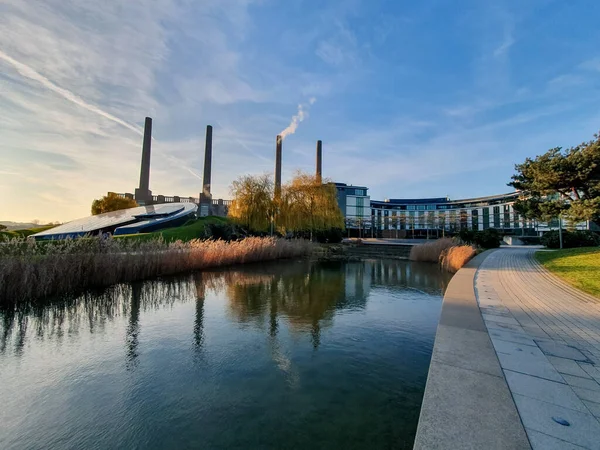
<box><xmin>228</xmin><ymin>172</ymin><xmax>344</xmax><ymax>237</ymax></box>
<box><xmin>228</xmin><ymin>174</ymin><xmax>274</xmax><ymax>232</ymax></box>
<box><xmin>279</xmin><ymin>172</ymin><xmax>344</xmax><ymax>237</ymax></box>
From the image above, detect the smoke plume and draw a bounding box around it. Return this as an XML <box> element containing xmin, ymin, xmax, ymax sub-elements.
<box><xmin>279</xmin><ymin>97</ymin><xmax>316</xmax><ymax>140</ymax></box>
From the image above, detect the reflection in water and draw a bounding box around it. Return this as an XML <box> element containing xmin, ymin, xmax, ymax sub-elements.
<box><xmin>125</xmin><ymin>283</ymin><xmax>142</xmax><ymax>370</ymax></box>
<box><xmin>0</xmin><ymin>260</ymin><xmax>451</xmax><ymax>358</ymax></box>
<box><xmin>0</xmin><ymin>259</ymin><xmax>451</xmax><ymax>450</ymax></box>
<box><xmin>193</xmin><ymin>273</ymin><xmax>205</xmax><ymax>353</ymax></box>
<box><xmin>223</xmin><ymin>262</ymin><xmax>346</xmax><ymax>348</ymax></box>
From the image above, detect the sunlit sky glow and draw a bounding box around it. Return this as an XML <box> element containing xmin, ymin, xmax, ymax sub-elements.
<box><xmin>1</xmin><ymin>0</ymin><xmax>600</xmax><ymax>222</ymax></box>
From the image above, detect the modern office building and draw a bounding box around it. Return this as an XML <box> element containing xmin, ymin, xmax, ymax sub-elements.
<box><xmin>334</xmin><ymin>183</ymin><xmax>371</xmax><ymax>232</ymax></box>
<box><xmin>337</xmin><ymin>187</ymin><xmax>593</xmax><ymax>238</ymax></box>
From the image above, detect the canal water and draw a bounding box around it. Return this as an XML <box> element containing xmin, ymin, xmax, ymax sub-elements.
<box><xmin>0</xmin><ymin>259</ymin><xmax>451</xmax><ymax>450</ymax></box>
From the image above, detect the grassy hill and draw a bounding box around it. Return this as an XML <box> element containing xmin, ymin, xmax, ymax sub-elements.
<box><xmin>0</xmin><ymin>225</ymin><xmax>57</xmax><ymax>241</ymax></box>
<box><xmin>1</xmin><ymin>217</ymin><xmax>233</xmax><ymax>243</ymax></box>
<box><xmin>116</xmin><ymin>216</ymin><xmax>231</xmax><ymax>243</ymax></box>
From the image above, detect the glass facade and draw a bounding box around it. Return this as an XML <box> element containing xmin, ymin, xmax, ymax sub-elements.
<box><xmin>493</xmin><ymin>206</ymin><xmax>501</xmax><ymax>228</ymax></box>
<box><xmin>483</xmin><ymin>208</ymin><xmax>490</xmax><ymax>229</ymax></box>
<box><xmin>363</xmin><ymin>190</ymin><xmax>590</xmax><ymax>237</ymax></box>
<box><xmin>471</xmin><ymin>209</ymin><xmax>479</xmax><ymax>231</ymax></box>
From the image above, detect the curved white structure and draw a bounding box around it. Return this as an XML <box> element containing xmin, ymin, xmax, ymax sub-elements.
<box><xmin>32</xmin><ymin>203</ymin><xmax>197</xmax><ymax>240</ymax></box>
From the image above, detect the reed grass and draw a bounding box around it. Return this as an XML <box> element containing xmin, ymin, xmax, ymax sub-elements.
<box><xmin>409</xmin><ymin>238</ymin><xmax>455</xmax><ymax>263</ymax></box>
<box><xmin>0</xmin><ymin>236</ymin><xmax>313</xmax><ymax>304</ymax></box>
<box><xmin>440</xmin><ymin>245</ymin><xmax>477</xmax><ymax>273</ymax></box>
<box><xmin>409</xmin><ymin>238</ymin><xmax>476</xmax><ymax>273</ymax></box>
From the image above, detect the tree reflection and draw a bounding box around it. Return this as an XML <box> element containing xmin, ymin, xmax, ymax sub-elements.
<box><xmin>0</xmin><ymin>259</ymin><xmax>451</xmax><ymax>357</ymax></box>
<box><xmin>222</xmin><ymin>262</ymin><xmax>348</xmax><ymax>348</ymax></box>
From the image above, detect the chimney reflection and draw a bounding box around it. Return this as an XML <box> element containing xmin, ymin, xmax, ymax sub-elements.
<box><xmin>125</xmin><ymin>283</ymin><xmax>141</xmax><ymax>370</ymax></box>
<box><xmin>193</xmin><ymin>273</ymin><xmax>205</xmax><ymax>353</ymax></box>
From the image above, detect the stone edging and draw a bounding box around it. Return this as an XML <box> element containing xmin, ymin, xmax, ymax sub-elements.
<box><xmin>413</xmin><ymin>250</ymin><xmax>531</xmax><ymax>449</ymax></box>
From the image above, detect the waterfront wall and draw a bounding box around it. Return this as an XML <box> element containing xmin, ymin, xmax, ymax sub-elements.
<box><xmin>316</xmin><ymin>242</ymin><xmax>414</xmax><ymax>261</ymax></box>
<box><xmin>413</xmin><ymin>250</ymin><xmax>531</xmax><ymax>449</ymax></box>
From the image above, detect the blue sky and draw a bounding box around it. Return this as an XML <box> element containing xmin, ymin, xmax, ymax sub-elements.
<box><xmin>1</xmin><ymin>0</ymin><xmax>600</xmax><ymax>222</ymax></box>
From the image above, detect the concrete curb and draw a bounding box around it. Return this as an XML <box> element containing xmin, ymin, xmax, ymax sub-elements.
<box><xmin>413</xmin><ymin>250</ymin><xmax>531</xmax><ymax>450</ymax></box>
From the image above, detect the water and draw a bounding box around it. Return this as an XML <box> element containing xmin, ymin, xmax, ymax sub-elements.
<box><xmin>0</xmin><ymin>259</ymin><xmax>451</xmax><ymax>450</ymax></box>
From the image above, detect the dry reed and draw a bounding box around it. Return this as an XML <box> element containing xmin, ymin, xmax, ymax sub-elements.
<box><xmin>409</xmin><ymin>238</ymin><xmax>455</xmax><ymax>263</ymax></box>
<box><xmin>440</xmin><ymin>245</ymin><xmax>477</xmax><ymax>273</ymax></box>
<box><xmin>0</xmin><ymin>236</ymin><xmax>314</xmax><ymax>304</ymax></box>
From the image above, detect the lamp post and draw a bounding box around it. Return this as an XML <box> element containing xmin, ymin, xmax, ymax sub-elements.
<box><xmin>558</xmin><ymin>215</ymin><xmax>563</xmax><ymax>249</ymax></box>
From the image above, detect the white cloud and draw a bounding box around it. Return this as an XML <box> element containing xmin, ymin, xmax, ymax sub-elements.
<box><xmin>579</xmin><ymin>58</ymin><xmax>600</xmax><ymax>72</ymax></box>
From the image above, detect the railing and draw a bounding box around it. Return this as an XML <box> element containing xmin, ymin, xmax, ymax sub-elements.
<box><xmin>112</xmin><ymin>192</ymin><xmax>229</xmax><ymax>206</ymax></box>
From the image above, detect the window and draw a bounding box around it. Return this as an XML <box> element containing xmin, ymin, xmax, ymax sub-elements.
<box><xmin>483</xmin><ymin>208</ymin><xmax>490</xmax><ymax>229</ymax></box>
<box><xmin>471</xmin><ymin>209</ymin><xmax>479</xmax><ymax>231</ymax></box>
<box><xmin>356</xmin><ymin>197</ymin><xmax>364</xmax><ymax>217</ymax></box>
<box><xmin>493</xmin><ymin>206</ymin><xmax>501</xmax><ymax>228</ymax></box>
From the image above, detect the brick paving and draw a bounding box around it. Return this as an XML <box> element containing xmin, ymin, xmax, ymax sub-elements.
<box><xmin>476</xmin><ymin>248</ymin><xmax>600</xmax><ymax>449</ymax></box>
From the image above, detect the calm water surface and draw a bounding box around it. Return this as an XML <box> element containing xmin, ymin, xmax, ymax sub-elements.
<box><xmin>0</xmin><ymin>259</ymin><xmax>451</xmax><ymax>450</ymax></box>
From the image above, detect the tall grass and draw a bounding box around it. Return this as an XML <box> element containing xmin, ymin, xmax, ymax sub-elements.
<box><xmin>0</xmin><ymin>236</ymin><xmax>313</xmax><ymax>304</ymax></box>
<box><xmin>409</xmin><ymin>238</ymin><xmax>455</xmax><ymax>263</ymax></box>
<box><xmin>409</xmin><ymin>238</ymin><xmax>476</xmax><ymax>273</ymax></box>
<box><xmin>440</xmin><ymin>245</ymin><xmax>477</xmax><ymax>273</ymax></box>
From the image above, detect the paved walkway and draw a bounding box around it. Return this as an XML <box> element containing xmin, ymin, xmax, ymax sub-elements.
<box><xmin>477</xmin><ymin>248</ymin><xmax>600</xmax><ymax>449</ymax></box>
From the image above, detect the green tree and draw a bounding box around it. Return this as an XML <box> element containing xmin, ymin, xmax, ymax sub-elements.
<box><xmin>509</xmin><ymin>132</ymin><xmax>600</xmax><ymax>225</ymax></box>
<box><xmin>91</xmin><ymin>192</ymin><xmax>137</xmax><ymax>215</ymax></box>
<box><xmin>426</xmin><ymin>210</ymin><xmax>436</xmax><ymax>238</ymax></box>
<box><xmin>228</xmin><ymin>174</ymin><xmax>274</xmax><ymax>232</ymax></box>
<box><xmin>437</xmin><ymin>211</ymin><xmax>447</xmax><ymax>237</ymax></box>
<box><xmin>0</xmin><ymin>224</ymin><xmax>6</xmax><ymax>231</ymax></box>
<box><xmin>279</xmin><ymin>173</ymin><xmax>344</xmax><ymax>237</ymax></box>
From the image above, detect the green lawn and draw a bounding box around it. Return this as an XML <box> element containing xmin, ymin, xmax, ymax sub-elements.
<box><xmin>535</xmin><ymin>247</ymin><xmax>600</xmax><ymax>298</ymax></box>
<box><xmin>115</xmin><ymin>216</ymin><xmax>230</xmax><ymax>243</ymax></box>
<box><xmin>0</xmin><ymin>225</ymin><xmax>56</xmax><ymax>241</ymax></box>
<box><xmin>1</xmin><ymin>217</ymin><xmax>231</xmax><ymax>245</ymax></box>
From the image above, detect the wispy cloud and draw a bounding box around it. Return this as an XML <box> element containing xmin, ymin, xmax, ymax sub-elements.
<box><xmin>579</xmin><ymin>57</ymin><xmax>600</xmax><ymax>72</ymax></box>
<box><xmin>493</xmin><ymin>24</ymin><xmax>515</xmax><ymax>58</ymax></box>
<box><xmin>2</xmin><ymin>0</ymin><xmax>600</xmax><ymax>223</ymax></box>
<box><xmin>0</xmin><ymin>51</ymin><xmax>143</xmax><ymax>136</ymax></box>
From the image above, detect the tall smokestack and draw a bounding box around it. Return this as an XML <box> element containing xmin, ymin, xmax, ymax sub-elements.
<box><xmin>316</xmin><ymin>140</ymin><xmax>322</xmax><ymax>182</ymax></box>
<box><xmin>275</xmin><ymin>135</ymin><xmax>282</xmax><ymax>197</ymax></box>
<box><xmin>202</xmin><ymin>125</ymin><xmax>213</xmax><ymax>200</ymax></box>
<box><xmin>135</xmin><ymin>117</ymin><xmax>152</xmax><ymax>205</ymax></box>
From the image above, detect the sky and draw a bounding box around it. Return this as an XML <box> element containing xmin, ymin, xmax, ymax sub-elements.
<box><xmin>1</xmin><ymin>0</ymin><xmax>600</xmax><ymax>223</ymax></box>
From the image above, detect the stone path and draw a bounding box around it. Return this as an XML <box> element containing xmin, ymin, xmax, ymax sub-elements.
<box><xmin>477</xmin><ymin>248</ymin><xmax>600</xmax><ymax>449</ymax></box>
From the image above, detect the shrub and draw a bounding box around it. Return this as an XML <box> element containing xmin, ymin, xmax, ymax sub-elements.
<box><xmin>409</xmin><ymin>238</ymin><xmax>455</xmax><ymax>263</ymax></box>
<box><xmin>474</xmin><ymin>229</ymin><xmax>502</xmax><ymax>249</ymax></box>
<box><xmin>204</xmin><ymin>222</ymin><xmax>238</xmax><ymax>241</ymax></box>
<box><xmin>458</xmin><ymin>229</ymin><xmax>502</xmax><ymax>248</ymax></box>
<box><xmin>314</xmin><ymin>228</ymin><xmax>344</xmax><ymax>244</ymax></box>
<box><xmin>519</xmin><ymin>236</ymin><xmax>542</xmax><ymax>245</ymax></box>
<box><xmin>440</xmin><ymin>245</ymin><xmax>477</xmax><ymax>273</ymax></box>
<box><xmin>458</xmin><ymin>229</ymin><xmax>477</xmax><ymax>244</ymax></box>
<box><xmin>541</xmin><ymin>230</ymin><xmax>600</xmax><ymax>249</ymax></box>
